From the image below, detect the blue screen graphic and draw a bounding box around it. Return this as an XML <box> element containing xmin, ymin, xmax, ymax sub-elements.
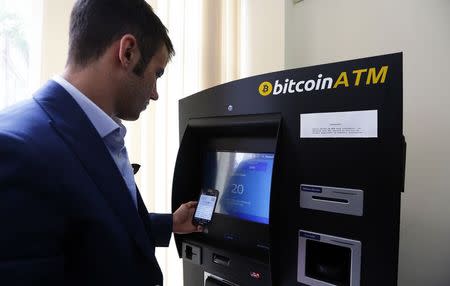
<box><xmin>202</xmin><ymin>152</ymin><xmax>274</xmax><ymax>224</ymax></box>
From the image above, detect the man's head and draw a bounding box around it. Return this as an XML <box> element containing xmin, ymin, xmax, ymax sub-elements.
<box><xmin>67</xmin><ymin>0</ymin><xmax>174</xmax><ymax>120</ymax></box>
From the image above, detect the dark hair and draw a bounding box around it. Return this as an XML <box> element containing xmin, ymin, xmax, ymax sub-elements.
<box><xmin>68</xmin><ymin>0</ymin><xmax>174</xmax><ymax>76</ymax></box>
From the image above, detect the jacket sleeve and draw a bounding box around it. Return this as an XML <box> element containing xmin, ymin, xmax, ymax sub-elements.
<box><xmin>147</xmin><ymin>213</ymin><xmax>173</xmax><ymax>247</ymax></box>
<box><xmin>0</xmin><ymin>132</ymin><xmax>63</xmax><ymax>285</ymax></box>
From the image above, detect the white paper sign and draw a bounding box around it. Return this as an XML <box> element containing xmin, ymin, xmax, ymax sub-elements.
<box><xmin>300</xmin><ymin>110</ymin><xmax>378</xmax><ymax>138</ymax></box>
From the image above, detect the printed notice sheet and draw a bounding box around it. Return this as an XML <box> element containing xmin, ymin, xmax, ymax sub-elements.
<box><xmin>300</xmin><ymin>110</ymin><xmax>378</xmax><ymax>138</ymax></box>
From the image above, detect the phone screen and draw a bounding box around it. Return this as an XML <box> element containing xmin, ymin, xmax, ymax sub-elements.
<box><xmin>194</xmin><ymin>194</ymin><xmax>218</xmax><ymax>222</ymax></box>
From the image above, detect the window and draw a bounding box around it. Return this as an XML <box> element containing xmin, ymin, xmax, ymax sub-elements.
<box><xmin>0</xmin><ymin>0</ymin><xmax>42</xmax><ymax>109</ymax></box>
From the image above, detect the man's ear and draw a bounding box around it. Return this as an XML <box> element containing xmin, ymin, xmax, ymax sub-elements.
<box><xmin>118</xmin><ymin>34</ymin><xmax>139</xmax><ymax>68</ymax></box>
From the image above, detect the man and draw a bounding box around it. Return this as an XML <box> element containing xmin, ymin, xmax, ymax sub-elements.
<box><xmin>0</xmin><ymin>0</ymin><xmax>200</xmax><ymax>285</ymax></box>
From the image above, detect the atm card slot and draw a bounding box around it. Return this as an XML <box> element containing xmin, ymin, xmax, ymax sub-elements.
<box><xmin>300</xmin><ymin>184</ymin><xmax>363</xmax><ymax>216</ymax></box>
<box><xmin>213</xmin><ymin>253</ymin><xmax>230</xmax><ymax>267</ymax></box>
<box><xmin>311</xmin><ymin>196</ymin><xmax>349</xmax><ymax>204</ymax></box>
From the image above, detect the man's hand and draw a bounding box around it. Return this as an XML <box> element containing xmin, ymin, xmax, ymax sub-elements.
<box><xmin>173</xmin><ymin>201</ymin><xmax>203</xmax><ymax>234</ymax></box>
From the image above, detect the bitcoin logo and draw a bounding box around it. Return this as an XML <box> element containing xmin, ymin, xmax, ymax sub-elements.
<box><xmin>258</xmin><ymin>81</ymin><xmax>273</xmax><ymax>96</ymax></box>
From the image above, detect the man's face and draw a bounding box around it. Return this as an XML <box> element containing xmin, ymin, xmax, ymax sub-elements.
<box><xmin>116</xmin><ymin>45</ymin><xmax>169</xmax><ymax>120</ymax></box>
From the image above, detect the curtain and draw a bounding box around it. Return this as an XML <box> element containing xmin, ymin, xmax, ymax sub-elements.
<box><xmin>124</xmin><ymin>1</ymin><xmax>242</xmax><ymax>285</ymax></box>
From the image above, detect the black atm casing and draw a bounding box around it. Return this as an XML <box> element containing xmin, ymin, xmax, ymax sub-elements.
<box><xmin>172</xmin><ymin>53</ymin><xmax>406</xmax><ymax>286</ymax></box>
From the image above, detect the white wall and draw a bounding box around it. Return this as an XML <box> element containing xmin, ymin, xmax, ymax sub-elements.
<box><xmin>239</xmin><ymin>0</ymin><xmax>285</xmax><ymax>78</ymax></box>
<box><xmin>285</xmin><ymin>0</ymin><xmax>450</xmax><ymax>285</ymax></box>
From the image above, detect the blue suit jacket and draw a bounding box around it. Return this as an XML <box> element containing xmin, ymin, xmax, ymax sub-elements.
<box><xmin>0</xmin><ymin>81</ymin><xmax>172</xmax><ymax>285</ymax></box>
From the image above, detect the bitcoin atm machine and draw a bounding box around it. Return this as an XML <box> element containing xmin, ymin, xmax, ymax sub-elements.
<box><xmin>172</xmin><ymin>53</ymin><xmax>406</xmax><ymax>286</ymax></box>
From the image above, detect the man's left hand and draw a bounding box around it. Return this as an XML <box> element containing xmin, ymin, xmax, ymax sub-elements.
<box><xmin>173</xmin><ymin>201</ymin><xmax>203</xmax><ymax>234</ymax></box>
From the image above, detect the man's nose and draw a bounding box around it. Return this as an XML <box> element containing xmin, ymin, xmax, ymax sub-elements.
<box><xmin>150</xmin><ymin>87</ymin><xmax>158</xmax><ymax>100</ymax></box>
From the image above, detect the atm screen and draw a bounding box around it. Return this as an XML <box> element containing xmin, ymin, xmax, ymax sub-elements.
<box><xmin>202</xmin><ymin>151</ymin><xmax>275</xmax><ymax>224</ymax></box>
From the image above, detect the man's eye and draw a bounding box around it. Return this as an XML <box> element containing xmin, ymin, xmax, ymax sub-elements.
<box><xmin>156</xmin><ymin>70</ymin><xmax>164</xmax><ymax>78</ymax></box>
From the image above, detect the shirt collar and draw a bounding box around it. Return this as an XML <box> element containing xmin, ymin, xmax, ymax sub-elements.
<box><xmin>52</xmin><ymin>75</ymin><xmax>123</xmax><ymax>139</ymax></box>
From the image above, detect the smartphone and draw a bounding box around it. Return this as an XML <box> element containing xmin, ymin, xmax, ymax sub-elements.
<box><xmin>192</xmin><ymin>189</ymin><xmax>219</xmax><ymax>226</ymax></box>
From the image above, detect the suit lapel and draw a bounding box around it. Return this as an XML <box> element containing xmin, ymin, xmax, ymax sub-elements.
<box><xmin>34</xmin><ymin>80</ymin><xmax>155</xmax><ymax>261</ymax></box>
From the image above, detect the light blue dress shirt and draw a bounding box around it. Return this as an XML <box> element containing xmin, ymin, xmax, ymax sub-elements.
<box><xmin>52</xmin><ymin>75</ymin><xmax>138</xmax><ymax>208</ymax></box>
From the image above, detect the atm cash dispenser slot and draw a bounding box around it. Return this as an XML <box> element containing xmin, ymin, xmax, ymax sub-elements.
<box><xmin>297</xmin><ymin>230</ymin><xmax>361</xmax><ymax>286</ymax></box>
